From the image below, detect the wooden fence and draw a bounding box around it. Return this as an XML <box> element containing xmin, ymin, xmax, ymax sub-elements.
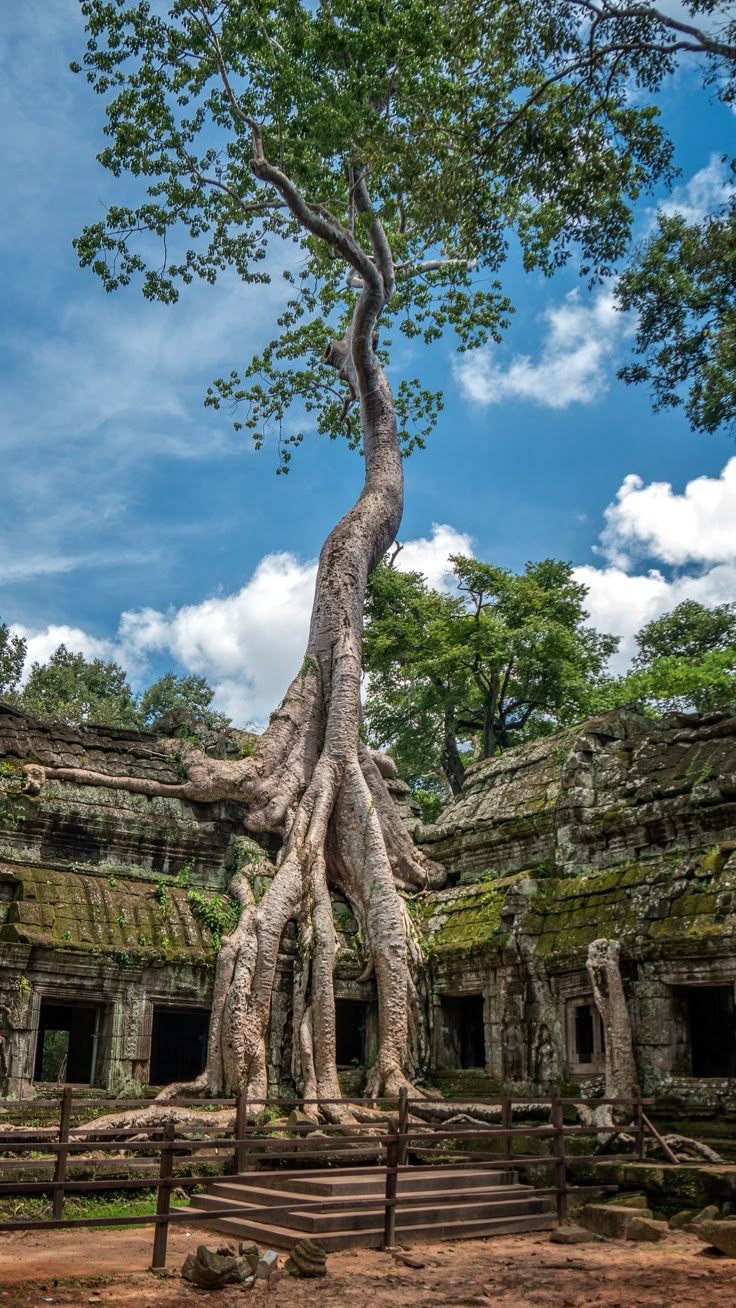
<box><xmin>0</xmin><ymin>1087</ymin><xmax>666</xmax><ymax>1269</ymax></box>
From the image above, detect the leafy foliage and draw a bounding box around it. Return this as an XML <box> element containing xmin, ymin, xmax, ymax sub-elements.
<box><xmin>364</xmin><ymin>557</ymin><xmax>618</xmax><ymax>795</ymax></box>
<box><xmin>618</xmin><ymin>199</ymin><xmax>736</xmax><ymax>432</ymax></box>
<box><xmin>139</xmin><ymin>671</ymin><xmax>231</xmax><ymax>731</ymax></box>
<box><xmin>19</xmin><ymin>646</ymin><xmax>140</xmax><ymax>728</ymax></box>
<box><xmin>597</xmin><ymin>599</ymin><xmax>736</xmax><ymax>714</ymax></box>
<box><xmin>0</xmin><ymin>624</ymin><xmax>26</xmax><ymax>700</ymax></box>
<box><xmin>70</xmin><ymin>0</ymin><xmax>680</xmax><ymax>470</ymax></box>
<box><xmin>0</xmin><ymin>631</ymin><xmax>231</xmax><ymax>732</ymax></box>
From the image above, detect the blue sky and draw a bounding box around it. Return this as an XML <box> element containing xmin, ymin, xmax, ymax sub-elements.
<box><xmin>1</xmin><ymin>2</ymin><xmax>735</xmax><ymax>725</ymax></box>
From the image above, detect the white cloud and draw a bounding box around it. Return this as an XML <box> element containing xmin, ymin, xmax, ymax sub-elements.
<box><xmin>12</xmin><ymin>526</ymin><xmax>474</xmax><ymax>726</ymax></box>
<box><xmin>659</xmin><ymin>154</ymin><xmax>733</xmax><ymax>225</ymax></box>
<box><xmin>574</xmin><ymin>562</ymin><xmax>736</xmax><ymax>671</ymax></box>
<box><xmin>453</xmin><ymin>291</ymin><xmax>626</xmax><ymax>409</ymax></box>
<box><xmin>598</xmin><ymin>457</ymin><xmax>736</xmax><ymax>569</ymax></box>
<box><xmin>575</xmin><ymin>457</ymin><xmax>736</xmax><ymax>669</ymax></box>
<box><xmin>395</xmin><ymin>524</ymin><xmax>473</xmax><ymax>591</ymax></box>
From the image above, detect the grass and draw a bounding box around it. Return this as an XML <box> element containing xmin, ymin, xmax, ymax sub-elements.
<box><xmin>0</xmin><ymin>1189</ymin><xmax>191</xmax><ymax>1227</ymax></box>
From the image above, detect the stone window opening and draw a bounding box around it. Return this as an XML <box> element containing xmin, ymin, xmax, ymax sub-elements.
<box><xmin>566</xmin><ymin>999</ymin><xmax>605</xmax><ymax>1074</ymax></box>
<box><xmin>438</xmin><ymin>994</ymin><xmax>487</xmax><ymax>1070</ymax></box>
<box><xmin>673</xmin><ymin>984</ymin><xmax>736</xmax><ymax>1078</ymax></box>
<box><xmin>335</xmin><ymin>999</ymin><xmax>368</xmax><ymax>1066</ymax></box>
<box><xmin>33</xmin><ymin>1000</ymin><xmax>105</xmax><ymax>1085</ymax></box>
<box><xmin>149</xmin><ymin>1006</ymin><xmax>210</xmax><ymax>1086</ymax></box>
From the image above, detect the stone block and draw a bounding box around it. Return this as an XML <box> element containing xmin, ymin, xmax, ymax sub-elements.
<box><xmin>694</xmin><ymin>1218</ymin><xmax>736</xmax><ymax>1257</ymax></box>
<box><xmin>579</xmin><ymin>1204</ymin><xmax>652</xmax><ymax>1239</ymax></box>
<box><xmin>549</xmin><ymin>1225</ymin><xmax>596</xmax><ymax>1245</ymax></box>
<box><xmin>627</xmin><ymin>1216</ymin><xmax>668</xmax><ymax>1242</ymax></box>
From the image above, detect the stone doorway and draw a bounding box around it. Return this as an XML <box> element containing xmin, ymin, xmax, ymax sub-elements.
<box><xmin>335</xmin><ymin>999</ymin><xmax>369</xmax><ymax>1067</ymax></box>
<box><xmin>149</xmin><ymin>1005</ymin><xmax>210</xmax><ymax>1086</ymax></box>
<box><xmin>438</xmin><ymin>994</ymin><xmax>487</xmax><ymax>1069</ymax></box>
<box><xmin>675</xmin><ymin>984</ymin><xmax>736</xmax><ymax>1077</ymax></box>
<box><xmin>33</xmin><ymin>1000</ymin><xmax>104</xmax><ymax>1085</ymax></box>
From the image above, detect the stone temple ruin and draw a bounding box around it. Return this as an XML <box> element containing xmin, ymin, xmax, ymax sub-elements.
<box><xmin>1</xmin><ymin>702</ymin><xmax>735</xmax><ymax>1125</ymax></box>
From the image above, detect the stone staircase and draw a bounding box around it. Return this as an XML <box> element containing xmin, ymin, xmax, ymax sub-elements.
<box><xmin>188</xmin><ymin>1164</ymin><xmax>557</xmax><ymax>1250</ymax></box>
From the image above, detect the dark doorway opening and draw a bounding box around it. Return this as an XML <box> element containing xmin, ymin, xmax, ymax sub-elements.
<box><xmin>149</xmin><ymin>1007</ymin><xmax>210</xmax><ymax>1086</ymax></box>
<box><xmin>34</xmin><ymin>1001</ymin><xmax>103</xmax><ymax>1084</ymax></box>
<box><xmin>335</xmin><ymin>1000</ymin><xmax>368</xmax><ymax>1066</ymax></box>
<box><xmin>680</xmin><ymin>985</ymin><xmax>736</xmax><ymax>1077</ymax></box>
<box><xmin>440</xmin><ymin>995</ymin><xmax>486</xmax><ymax>1069</ymax></box>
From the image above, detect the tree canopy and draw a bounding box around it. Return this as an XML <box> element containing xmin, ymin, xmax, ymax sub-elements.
<box><xmin>71</xmin><ymin>0</ymin><xmax>687</xmax><ymax>466</ymax></box>
<box><xmin>1</xmin><ymin>635</ymin><xmax>231</xmax><ymax>734</ymax></box>
<box><xmin>364</xmin><ymin>557</ymin><xmax>618</xmax><ymax>803</ymax></box>
<box><xmin>600</xmin><ymin>599</ymin><xmax>736</xmax><ymax>714</ymax></box>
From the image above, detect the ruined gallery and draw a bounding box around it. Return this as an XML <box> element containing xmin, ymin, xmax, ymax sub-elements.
<box><xmin>2</xmin><ymin>701</ymin><xmax>734</xmax><ymax>1126</ymax></box>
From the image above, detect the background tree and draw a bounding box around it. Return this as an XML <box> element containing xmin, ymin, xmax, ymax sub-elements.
<box><xmin>21</xmin><ymin>0</ymin><xmax>698</xmax><ymax>1112</ymax></box>
<box><xmin>139</xmin><ymin>672</ymin><xmax>231</xmax><ymax>732</ymax></box>
<box><xmin>19</xmin><ymin>646</ymin><xmax>140</xmax><ymax>728</ymax></box>
<box><xmin>365</xmin><ymin>557</ymin><xmax>618</xmax><ymax>801</ymax></box>
<box><xmin>598</xmin><ymin>599</ymin><xmax>736</xmax><ymax>714</ymax></box>
<box><xmin>0</xmin><ymin>625</ymin><xmax>26</xmax><ymax>701</ymax></box>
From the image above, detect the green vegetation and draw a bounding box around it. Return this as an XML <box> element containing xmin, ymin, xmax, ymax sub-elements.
<box><xmin>364</xmin><ymin>557</ymin><xmax>618</xmax><ymax>797</ymax></box>
<box><xmin>187</xmin><ymin>887</ymin><xmax>239</xmax><ymax>949</ymax></box>
<box><xmin>0</xmin><ymin>1190</ymin><xmax>190</xmax><ymax>1227</ymax></box>
<box><xmin>1</xmin><ymin>644</ymin><xmax>231</xmax><ymax>734</ymax></box>
<box><xmin>596</xmin><ymin>600</ymin><xmax>736</xmax><ymax>716</ymax></box>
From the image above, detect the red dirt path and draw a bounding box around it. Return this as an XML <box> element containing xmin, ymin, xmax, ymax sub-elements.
<box><xmin>0</xmin><ymin>1224</ymin><xmax>734</xmax><ymax>1307</ymax></box>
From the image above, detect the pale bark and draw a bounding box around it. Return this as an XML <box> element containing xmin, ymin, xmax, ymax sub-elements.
<box><xmin>586</xmin><ymin>938</ymin><xmax>637</xmax><ymax>1128</ymax></box>
<box><xmin>23</xmin><ymin>140</ymin><xmax>444</xmax><ymax>1115</ymax></box>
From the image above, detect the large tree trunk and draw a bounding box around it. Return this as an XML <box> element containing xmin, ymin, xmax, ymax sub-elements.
<box><xmin>24</xmin><ymin>192</ymin><xmax>444</xmax><ymax>1117</ymax></box>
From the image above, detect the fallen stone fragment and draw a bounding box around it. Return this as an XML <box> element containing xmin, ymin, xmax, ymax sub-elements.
<box><xmin>694</xmin><ymin>1218</ymin><xmax>736</xmax><ymax>1257</ymax></box>
<box><xmin>691</xmin><ymin>1205</ymin><xmax>720</xmax><ymax>1225</ymax></box>
<box><xmin>578</xmin><ymin>1203</ymin><xmax>652</xmax><ymax>1239</ymax></box>
<box><xmin>181</xmin><ymin>1243</ymin><xmax>256</xmax><ymax>1289</ymax></box>
<box><xmin>549</xmin><ymin>1225</ymin><xmax>596</xmax><ymax>1245</ymax></box>
<box><xmin>239</xmin><ymin>1241</ymin><xmax>260</xmax><ymax>1273</ymax></box>
<box><xmin>255</xmin><ymin>1249</ymin><xmax>281</xmax><ymax>1280</ymax></box>
<box><xmin>393</xmin><ymin>1252</ymin><xmax>427</xmax><ymax>1267</ymax></box>
<box><xmin>626</xmin><ymin>1216</ymin><xmax>669</xmax><ymax>1243</ymax></box>
<box><xmin>669</xmin><ymin>1210</ymin><xmax>698</xmax><ymax>1230</ymax></box>
<box><xmin>285</xmin><ymin>1238</ymin><xmax>328</xmax><ymax>1278</ymax></box>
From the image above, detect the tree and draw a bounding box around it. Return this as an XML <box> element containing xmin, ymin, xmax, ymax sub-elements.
<box><xmin>139</xmin><ymin>672</ymin><xmax>231</xmax><ymax>732</ymax></box>
<box><xmin>597</xmin><ymin>599</ymin><xmax>736</xmax><ymax>714</ymax></box>
<box><xmin>0</xmin><ymin>624</ymin><xmax>25</xmax><ymax>700</ymax></box>
<box><xmin>633</xmin><ymin>599</ymin><xmax>736</xmax><ymax>666</ymax></box>
<box><xmin>365</xmin><ymin>558</ymin><xmax>618</xmax><ymax>797</ymax></box>
<box><xmin>19</xmin><ymin>646</ymin><xmax>140</xmax><ymax>728</ymax></box>
<box><xmin>26</xmin><ymin>0</ymin><xmax>688</xmax><ymax>1110</ymax></box>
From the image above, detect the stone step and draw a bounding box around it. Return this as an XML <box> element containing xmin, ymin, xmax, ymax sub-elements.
<box><xmin>193</xmin><ymin>1187</ymin><xmax>547</xmax><ymax>1234</ymax></box>
<box><xmin>236</xmin><ymin>1165</ymin><xmax>516</xmax><ymax>1197</ymax></box>
<box><xmin>208</xmin><ymin>1178</ymin><xmax>525</xmax><ymax>1210</ymax></box>
<box><xmin>187</xmin><ymin>1206</ymin><xmax>556</xmax><ymax>1252</ymax></box>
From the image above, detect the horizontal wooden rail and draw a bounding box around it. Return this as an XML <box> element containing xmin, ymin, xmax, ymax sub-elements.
<box><xmin>0</xmin><ymin>1085</ymin><xmax>679</xmax><ymax>1265</ymax></box>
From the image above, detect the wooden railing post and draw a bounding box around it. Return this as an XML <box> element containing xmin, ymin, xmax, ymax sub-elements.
<box><xmin>234</xmin><ymin>1089</ymin><xmax>248</xmax><ymax>1173</ymax></box>
<box><xmin>550</xmin><ymin>1087</ymin><xmax>568</xmax><ymax>1225</ymax></box>
<box><xmin>52</xmin><ymin>1086</ymin><xmax>73</xmax><ymax>1220</ymax></box>
<box><xmin>397</xmin><ymin>1086</ymin><xmax>409</xmax><ymax>1167</ymax></box>
<box><xmin>632</xmin><ymin>1084</ymin><xmax>645</xmax><ymax>1162</ymax></box>
<box><xmin>151</xmin><ymin>1121</ymin><xmax>175</xmax><ymax>1271</ymax></box>
<box><xmin>501</xmin><ymin>1092</ymin><xmax>513</xmax><ymax>1168</ymax></box>
<box><xmin>383</xmin><ymin>1118</ymin><xmax>399</xmax><ymax>1250</ymax></box>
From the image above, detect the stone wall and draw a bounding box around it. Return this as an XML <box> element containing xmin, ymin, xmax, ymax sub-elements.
<box><xmin>2</xmin><ymin>702</ymin><xmax>736</xmax><ymax>1112</ymax></box>
<box><xmin>418</xmin><ymin>708</ymin><xmax>736</xmax><ymax>1108</ymax></box>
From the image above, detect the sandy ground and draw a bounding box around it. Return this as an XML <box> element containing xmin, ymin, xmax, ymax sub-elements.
<box><xmin>0</xmin><ymin>1224</ymin><xmax>735</xmax><ymax>1308</ymax></box>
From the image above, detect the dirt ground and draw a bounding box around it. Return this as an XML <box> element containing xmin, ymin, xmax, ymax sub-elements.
<box><xmin>0</xmin><ymin>1223</ymin><xmax>735</xmax><ymax>1308</ymax></box>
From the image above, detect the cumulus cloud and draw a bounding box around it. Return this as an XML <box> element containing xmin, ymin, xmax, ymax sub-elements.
<box><xmin>598</xmin><ymin>457</ymin><xmax>736</xmax><ymax>569</ymax></box>
<box><xmin>396</xmin><ymin>524</ymin><xmax>474</xmax><ymax>590</ymax></box>
<box><xmin>12</xmin><ymin>525</ymin><xmax>474</xmax><ymax>726</ymax></box>
<box><xmin>453</xmin><ymin>291</ymin><xmax>626</xmax><ymax>409</ymax></box>
<box><xmin>574</xmin><ymin>561</ymin><xmax>736</xmax><ymax>671</ymax></box>
<box><xmin>574</xmin><ymin>457</ymin><xmax>736</xmax><ymax>669</ymax></box>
